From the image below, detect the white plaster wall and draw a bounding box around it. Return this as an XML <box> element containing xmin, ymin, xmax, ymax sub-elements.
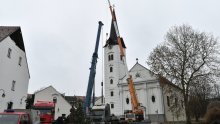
<box><xmin>34</xmin><ymin>86</ymin><xmax>71</xmax><ymax>119</ymax></box>
<box><xmin>120</xmin><ymin>81</ymin><xmax>164</xmax><ymax>118</ymax></box>
<box><xmin>162</xmin><ymin>85</ymin><xmax>186</xmax><ymax>121</ymax></box>
<box><xmin>0</xmin><ymin>37</ymin><xmax>29</xmax><ymax>112</ymax></box>
<box><xmin>146</xmin><ymin>83</ymin><xmax>164</xmax><ymax>115</ymax></box>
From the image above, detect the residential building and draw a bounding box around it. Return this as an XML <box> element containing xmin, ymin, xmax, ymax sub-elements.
<box><xmin>0</xmin><ymin>26</ymin><xmax>30</xmax><ymax>112</ymax></box>
<box><xmin>34</xmin><ymin>86</ymin><xmax>72</xmax><ymax>119</ymax></box>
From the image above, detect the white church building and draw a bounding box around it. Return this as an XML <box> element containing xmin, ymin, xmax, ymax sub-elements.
<box><xmin>104</xmin><ymin>22</ymin><xmax>186</xmax><ymax>123</ymax></box>
<box><xmin>0</xmin><ymin>26</ymin><xmax>30</xmax><ymax>112</ymax></box>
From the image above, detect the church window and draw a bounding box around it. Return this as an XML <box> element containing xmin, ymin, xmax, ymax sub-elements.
<box><xmin>126</xmin><ymin>98</ymin><xmax>129</xmax><ymax>104</ymax></box>
<box><xmin>152</xmin><ymin>95</ymin><xmax>155</xmax><ymax>103</ymax></box>
<box><xmin>167</xmin><ymin>96</ymin><xmax>170</xmax><ymax>107</ymax></box>
<box><xmin>110</xmin><ymin>67</ymin><xmax>113</xmax><ymax>72</ymax></box>
<box><xmin>111</xmin><ymin>91</ymin><xmax>114</xmax><ymax>96</ymax></box>
<box><xmin>110</xmin><ymin>79</ymin><xmax>113</xmax><ymax>84</ymax></box>
<box><xmin>111</xmin><ymin>54</ymin><xmax>114</xmax><ymax>60</ymax></box>
<box><xmin>111</xmin><ymin>103</ymin><xmax>114</xmax><ymax>108</ymax></box>
<box><xmin>108</xmin><ymin>55</ymin><xmax>111</xmax><ymax>61</ymax></box>
<box><xmin>108</xmin><ymin>54</ymin><xmax>114</xmax><ymax>61</ymax></box>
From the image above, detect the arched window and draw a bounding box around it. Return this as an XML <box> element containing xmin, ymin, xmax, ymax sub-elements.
<box><xmin>126</xmin><ymin>98</ymin><xmax>129</xmax><ymax>104</ymax></box>
<box><xmin>108</xmin><ymin>54</ymin><xmax>114</xmax><ymax>61</ymax></box>
<box><xmin>110</xmin><ymin>67</ymin><xmax>113</xmax><ymax>72</ymax></box>
<box><xmin>111</xmin><ymin>91</ymin><xmax>114</xmax><ymax>96</ymax></box>
<box><xmin>152</xmin><ymin>95</ymin><xmax>156</xmax><ymax>103</ymax></box>
<box><xmin>110</xmin><ymin>79</ymin><xmax>113</xmax><ymax>84</ymax></box>
<box><xmin>111</xmin><ymin>54</ymin><xmax>114</xmax><ymax>60</ymax></box>
<box><xmin>108</xmin><ymin>55</ymin><xmax>111</xmax><ymax>61</ymax></box>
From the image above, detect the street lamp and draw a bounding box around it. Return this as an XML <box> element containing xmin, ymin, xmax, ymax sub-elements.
<box><xmin>0</xmin><ymin>89</ymin><xmax>6</xmax><ymax>98</ymax></box>
<box><xmin>20</xmin><ymin>96</ymin><xmax>27</xmax><ymax>104</ymax></box>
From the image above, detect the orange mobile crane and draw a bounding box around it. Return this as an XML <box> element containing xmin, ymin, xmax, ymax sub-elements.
<box><xmin>126</xmin><ymin>75</ymin><xmax>144</xmax><ymax>121</ymax></box>
<box><xmin>107</xmin><ymin>0</ymin><xmax>144</xmax><ymax>122</ymax></box>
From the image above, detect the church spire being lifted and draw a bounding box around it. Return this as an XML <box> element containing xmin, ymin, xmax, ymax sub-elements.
<box><xmin>104</xmin><ymin>1</ymin><xmax>126</xmax><ymax>50</ymax></box>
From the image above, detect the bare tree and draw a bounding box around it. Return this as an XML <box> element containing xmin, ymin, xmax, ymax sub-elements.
<box><xmin>147</xmin><ymin>24</ymin><xmax>220</xmax><ymax>124</ymax></box>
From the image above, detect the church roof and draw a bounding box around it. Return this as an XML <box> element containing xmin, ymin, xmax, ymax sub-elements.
<box><xmin>0</xmin><ymin>26</ymin><xmax>25</xmax><ymax>52</ymax></box>
<box><xmin>104</xmin><ymin>12</ymin><xmax>126</xmax><ymax>48</ymax></box>
<box><xmin>129</xmin><ymin>62</ymin><xmax>153</xmax><ymax>74</ymax></box>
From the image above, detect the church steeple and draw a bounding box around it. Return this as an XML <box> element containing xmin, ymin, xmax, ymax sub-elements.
<box><xmin>104</xmin><ymin>2</ymin><xmax>128</xmax><ymax>116</ymax></box>
<box><xmin>104</xmin><ymin>16</ymin><xmax>126</xmax><ymax>48</ymax></box>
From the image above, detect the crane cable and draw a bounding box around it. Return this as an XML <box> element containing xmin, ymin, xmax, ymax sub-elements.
<box><xmin>101</xmin><ymin>25</ymin><xmax>104</xmax><ymax>83</ymax></box>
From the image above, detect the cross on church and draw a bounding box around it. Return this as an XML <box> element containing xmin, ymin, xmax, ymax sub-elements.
<box><xmin>136</xmin><ymin>58</ymin><xmax>139</xmax><ymax>63</ymax></box>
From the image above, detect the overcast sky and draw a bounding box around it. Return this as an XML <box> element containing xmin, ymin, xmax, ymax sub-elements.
<box><xmin>1</xmin><ymin>0</ymin><xmax>220</xmax><ymax>96</ymax></box>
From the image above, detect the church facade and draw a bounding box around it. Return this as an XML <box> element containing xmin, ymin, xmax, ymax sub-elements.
<box><xmin>104</xmin><ymin>22</ymin><xmax>186</xmax><ymax>122</ymax></box>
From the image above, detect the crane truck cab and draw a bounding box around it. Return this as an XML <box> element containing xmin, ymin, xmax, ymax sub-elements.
<box><xmin>32</xmin><ymin>101</ymin><xmax>55</xmax><ymax>124</ymax></box>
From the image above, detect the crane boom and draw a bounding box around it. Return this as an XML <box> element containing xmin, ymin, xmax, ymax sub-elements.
<box><xmin>107</xmin><ymin>0</ymin><xmax>125</xmax><ymax>57</ymax></box>
<box><xmin>84</xmin><ymin>21</ymin><xmax>104</xmax><ymax>115</ymax></box>
<box><xmin>127</xmin><ymin>75</ymin><xmax>140</xmax><ymax>111</ymax></box>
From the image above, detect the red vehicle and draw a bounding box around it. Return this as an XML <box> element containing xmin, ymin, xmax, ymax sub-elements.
<box><xmin>0</xmin><ymin>109</ymin><xmax>40</xmax><ymax>124</ymax></box>
<box><xmin>32</xmin><ymin>101</ymin><xmax>55</xmax><ymax>124</ymax></box>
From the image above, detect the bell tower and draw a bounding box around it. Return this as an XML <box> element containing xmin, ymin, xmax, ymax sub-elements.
<box><xmin>104</xmin><ymin>21</ymin><xmax>128</xmax><ymax>116</ymax></box>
